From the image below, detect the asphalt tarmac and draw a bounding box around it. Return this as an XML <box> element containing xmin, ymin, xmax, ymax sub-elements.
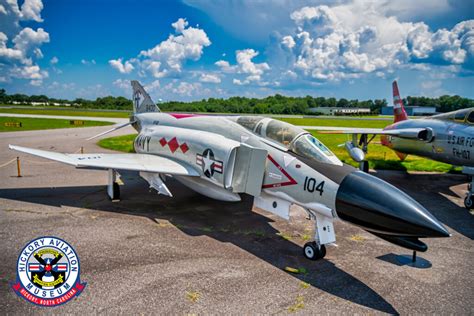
<box><xmin>0</xmin><ymin>125</ymin><xmax>473</xmax><ymax>314</ymax></box>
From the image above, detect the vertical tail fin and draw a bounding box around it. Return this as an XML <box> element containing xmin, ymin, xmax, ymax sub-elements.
<box><xmin>131</xmin><ymin>80</ymin><xmax>160</xmax><ymax>113</ymax></box>
<box><xmin>392</xmin><ymin>80</ymin><xmax>408</xmax><ymax>123</ymax></box>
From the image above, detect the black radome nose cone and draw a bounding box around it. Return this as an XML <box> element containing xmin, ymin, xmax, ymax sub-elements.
<box><xmin>335</xmin><ymin>171</ymin><xmax>449</xmax><ymax>238</ymax></box>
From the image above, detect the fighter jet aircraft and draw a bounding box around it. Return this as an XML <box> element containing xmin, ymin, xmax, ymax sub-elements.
<box><xmin>317</xmin><ymin>81</ymin><xmax>474</xmax><ymax>209</ymax></box>
<box><xmin>9</xmin><ymin>81</ymin><xmax>450</xmax><ymax>260</ymax></box>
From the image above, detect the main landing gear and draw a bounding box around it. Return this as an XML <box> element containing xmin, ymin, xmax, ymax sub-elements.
<box><xmin>107</xmin><ymin>169</ymin><xmax>120</xmax><ymax>201</ymax></box>
<box><xmin>463</xmin><ymin>167</ymin><xmax>474</xmax><ymax>210</ymax></box>
<box><xmin>464</xmin><ymin>178</ymin><xmax>473</xmax><ymax>209</ymax></box>
<box><xmin>360</xmin><ymin>160</ymin><xmax>369</xmax><ymax>173</ymax></box>
<box><xmin>303</xmin><ymin>242</ymin><xmax>326</xmax><ymax>260</ymax></box>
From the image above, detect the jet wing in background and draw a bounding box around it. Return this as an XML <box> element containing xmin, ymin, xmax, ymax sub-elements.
<box><xmin>306</xmin><ymin>126</ymin><xmax>431</xmax><ymax>140</ymax></box>
<box><xmin>9</xmin><ymin>145</ymin><xmax>199</xmax><ymax>176</ymax></box>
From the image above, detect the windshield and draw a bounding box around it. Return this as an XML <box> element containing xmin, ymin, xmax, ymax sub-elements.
<box><xmin>291</xmin><ymin>134</ymin><xmax>341</xmax><ymax>165</ymax></box>
<box><xmin>431</xmin><ymin>109</ymin><xmax>470</xmax><ymax>122</ymax></box>
<box><xmin>265</xmin><ymin>119</ymin><xmax>304</xmax><ymax>147</ymax></box>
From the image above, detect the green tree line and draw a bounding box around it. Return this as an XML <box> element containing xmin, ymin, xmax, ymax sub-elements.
<box><xmin>0</xmin><ymin>88</ymin><xmax>472</xmax><ymax>114</ymax></box>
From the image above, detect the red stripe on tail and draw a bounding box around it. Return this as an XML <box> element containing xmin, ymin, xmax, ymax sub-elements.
<box><xmin>392</xmin><ymin>80</ymin><xmax>408</xmax><ymax>123</ymax></box>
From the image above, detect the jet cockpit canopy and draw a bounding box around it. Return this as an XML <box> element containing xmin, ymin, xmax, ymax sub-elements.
<box><xmin>233</xmin><ymin>116</ymin><xmax>342</xmax><ymax>165</ymax></box>
<box><xmin>431</xmin><ymin>108</ymin><xmax>474</xmax><ymax>124</ymax></box>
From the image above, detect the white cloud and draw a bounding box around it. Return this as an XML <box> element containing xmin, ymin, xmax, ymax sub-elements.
<box><xmin>217</xmin><ymin>49</ymin><xmax>270</xmax><ymax>85</ymax></box>
<box><xmin>421</xmin><ymin>80</ymin><xmax>442</xmax><ymax>90</ymax></box>
<box><xmin>113</xmin><ymin>78</ymin><xmax>129</xmax><ymax>91</ymax></box>
<box><xmin>144</xmin><ymin>60</ymin><xmax>167</xmax><ymax>78</ymax></box>
<box><xmin>138</xmin><ymin>18</ymin><xmax>211</xmax><ymax>76</ymax></box>
<box><xmin>214</xmin><ymin>60</ymin><xmax>237</xmax><ymax>73</ymax></box>
<box><xmin>114</xmin><ymin>78</ymin><xmax>160</xmax><ymax>95</ymax></box>
<box><xmin>0</xmin><ymin>1</ymin><xmax>49</xmax><ymax>85</ymax></box>
<box><xmin>109</xmin><ymin>18</ymin><xmax>211</xmax><ymax>78</ymax></box>
<box><xmin>48</xmin><ymin>81</ymin><xmax>75</xmax><ymax>91</ymax></box>
<box><xmin>10</xmin><ymin>64</ymin><xmax>48</xmax><ymax>86</ymax></box>
<box><xmin>278</xmin><ymin>3</ymin><xmax>474</xmax><ymax>82</ymax></box>
<box><xmin>281</xmin><ymin>35</ymin><xmax>296</xmax><ymax>49</ymax></box>
<box><xmin>50</xmin><ymin>56</ymin><xmax>58</xmax><ymax>64</ymax></box>
<box><xmin>199</xmin><ymin>73</ymin><xmax>221</xmax><ymax>83</ymax></box>
<box><xmin>20</xmin><ymin>0</ymin><xmax>43</xmax><ymax>22</ymax></box>
<box><xmin>0</xmin><ymin>32</ymin><xmax>23</xmax><ymax>60</ymax></box>
<box><xmin>236</xmin><ymin>49</ymin><xmax>270</xmax><ymax>76</ymax></box>
<box><xmin>233</xmin><ymin>78</ymin><xmax>244</xmax><ymax>85</ymax></box>
<box><xmin>170</xmin><ymin>81</ymin><xmax>202</xmax><ymax>96</ymax></box>
<box><xmin>33</xmin><ymin>47</ymin><xmax>42</xmax><ymax>58</ymax></box>
<box><xmin>184</xmin><ymin>0</ymin><xmax>463</xmax><ymax>45</ymax></box>
<box><xmin>420</xmin><ymin>79</ymin><xmax>449</xmax><ymax>97</ymax></box>
<box><xmin>109</xmin><ymin>58</ymin><xmax>134</xmax><ymax>73</ymax></box>
<box><xmin>30</xmin><ymin>79</ymin><xmax>42</xmax><ymax>86</ymax></box>
<box><xmin>284</xmin><ymin>70</ymin><xmax>297</xmax><ymax>79</ymax></box>
<box><xmin>172</xmin><ymin>18</ymin><xmax>188</xmax><ymax>33</ymax></box>
<box><xmin>145</xmin><ymin>79</ymin><xmax>161</xmax><ymax>92</ymax></box>
<box><xmin>81</xmin><ymin>58</ymin><xmax>97</xmax><ymax>65</ymax></box>
<box><xmin>12</xmin><ymin>27</ymin><xmax>49</xmax><ymax>55</ymax></box>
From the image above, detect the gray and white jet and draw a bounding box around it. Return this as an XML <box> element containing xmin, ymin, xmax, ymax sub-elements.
<box><xmin>9</xmin><ymin>81</ymin><xmax>450</xmax><ymax>261</ymax></box>
<box><xmin>319</xmin><ymin>81</ymin><xmax>474</xmax><ymax>209</ymax></box>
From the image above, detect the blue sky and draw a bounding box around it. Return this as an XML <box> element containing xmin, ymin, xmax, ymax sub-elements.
<box><xmin>0</xmin><ymin>0</ymin><xmax>473</xmax><ymax>102</ymax></box>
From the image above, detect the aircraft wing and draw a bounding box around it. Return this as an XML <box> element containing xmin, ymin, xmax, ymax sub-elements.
<box><xmin>9</xmin><ymin>145</ymin><xmax>200</xmax><ymax>176</ymax></box>
<box><xmin>311</xmin><ymin>127</ymin><xmax>429</xmax><ymax>139</ymax></box>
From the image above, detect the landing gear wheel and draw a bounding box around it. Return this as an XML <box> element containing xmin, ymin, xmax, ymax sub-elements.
<box><xmin>111</xmin><ymin>182</ymin><xmax>120</xmax><ymax>200</ymax></box>
<box><xmin>303</xmin><ymin>242</ymin><xmax>326</xmax><ymax>260</ymax></box>
<box><xmin>361</xmin><ymin>161</ymin><xmax>369</xmax><ymax>173</ymax></box>
<box><xmin>464</xmin><ymin>195</ymin><xmax>473</xmax><ymax>209</ymax></box>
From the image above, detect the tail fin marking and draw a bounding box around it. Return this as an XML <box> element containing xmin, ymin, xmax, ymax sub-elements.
<box><xmin>131</xmin><ymin>80</ymin><xmax>160</xmax><ymax>113</ymax></box>
<box><xmin>392</xmin><ymin>80</ymin><xmax>408</xmax><ymax>123</ymax></box>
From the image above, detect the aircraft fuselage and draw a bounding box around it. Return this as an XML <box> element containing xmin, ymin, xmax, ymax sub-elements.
<box><xmin>129</xmin><ymin>112</ymin><xmax>449</xmax><ymax>251</ymax></box>
<box><xmin>381</xmin><ymin>118</ymin><xmax>474</xmax><ymax>167</ymax></box>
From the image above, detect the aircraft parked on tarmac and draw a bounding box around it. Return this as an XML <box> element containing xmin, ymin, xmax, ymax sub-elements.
<box><xmin>9</xmin><ymin>81</ymin><xmax>450</xmax><ymax>261</ymax></box>
<box><xmin>319</xmin><ymin>81</ymin><xmax>474</xmax><ymax>209</ymax></box>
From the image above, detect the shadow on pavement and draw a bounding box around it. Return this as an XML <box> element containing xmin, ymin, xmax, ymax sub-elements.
<box><xmin>0</xmin><ymin>173</ymin><xmax>398</xmax><ymax>314</ymax></box>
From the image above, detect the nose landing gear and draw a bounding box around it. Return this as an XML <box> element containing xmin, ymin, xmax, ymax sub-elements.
<box><xmin>302</xmin><ymin>209</ymin><xmax>334</xmax><ymax>260</ymax></box>
<box><xmin>303</xmin><ymin>242</ymin><xmax>326</xmax><ymax>260</ymax></box>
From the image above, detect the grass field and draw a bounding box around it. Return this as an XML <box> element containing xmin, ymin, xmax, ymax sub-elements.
<box><xmin>98</xmin><ymin>134</ymin><xmax>137</xmax><ymax>153</ymax></box>
<box><xmin>279</xmin><ymin>117</ymin><xmax>391</xmax><ymax>128</ymax></box>
<box><xmin>0</xmin><ymin>107</ymin><xmax>130</xmax><ymax>118</ymax></box>
<box><xmin>310</xmin><ymin>131</ymin><xmax>458</xmax><ymax>172</ymax></box>
<box><xmin>0</xmin><ymin>117</ymin><xmax>113</xmax><ymax>132</ymax></box>
<box><xmin>0</xmin><ymin>107</ymin><xmax>456</xmax><ymax>172</ymax></box>
<box><xmin>0</xmin><ymin>107</ymin><xmax>394</xmax><ymax>122</ymax></box>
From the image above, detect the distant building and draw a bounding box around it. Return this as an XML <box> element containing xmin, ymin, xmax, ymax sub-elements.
<box><xmin>381</xmin><ymin>106</ymin><xmax>437</xmax><ymax>116</ymax></box>
<box><xmin>10</xmin><ymin>101</ymin><xmax>71</xmax><ymax>106</ymax></box>
<box><xmin>308</xmin><ymin>107</ymin><xmax>371</xmax><ymax>116</ymax></box>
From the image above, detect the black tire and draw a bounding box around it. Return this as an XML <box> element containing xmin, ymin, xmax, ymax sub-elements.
<box><xmin>464</xmin><ymin>196</ymin><xmax>473</xmax><ymax>209</ymax></box>
<box><xmin>361</xmin><ymin>161</ymin><xmax>369</xmax><ymax>173</ymax></box>
<box><xmin>303</xmin><ymin>242</ymin><xmax>326</xmax><ymax>260</ymax></box>
<box><xmin>113</xmin><ymin>182</ymin><xmax>120</xmax><ymax>200</ymax></box>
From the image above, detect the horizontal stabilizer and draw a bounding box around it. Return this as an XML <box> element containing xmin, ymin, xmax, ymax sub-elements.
<box><xmin>86</xmin><ymin>121</ymin><xmax>134</xmax><ymax>140</ymax></box>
